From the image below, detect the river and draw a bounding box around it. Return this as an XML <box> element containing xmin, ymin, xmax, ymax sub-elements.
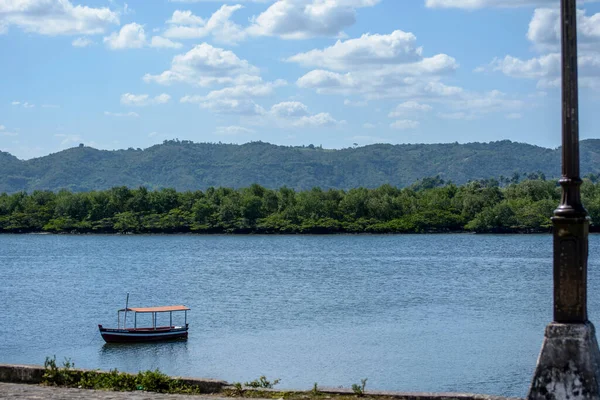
<box><xmin>2</xmin><ymin>234</ymin><xmax>599</xmax><ymax>397</ymax></box>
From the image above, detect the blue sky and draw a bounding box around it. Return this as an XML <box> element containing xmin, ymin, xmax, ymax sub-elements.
<box><xmin>1</xmin><ymin>0</ymin><xmax>600</xmax><ymax>159</ymax></box>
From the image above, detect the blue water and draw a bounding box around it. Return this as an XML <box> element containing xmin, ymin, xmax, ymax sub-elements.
<box><xmin>1</xmin><ymin>234</ymin><xmax>600</xmax><ymax>397</ymax></box>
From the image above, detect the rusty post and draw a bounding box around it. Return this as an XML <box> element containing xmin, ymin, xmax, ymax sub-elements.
<box><xmin>528</xmin><ymin>1</ymin><xmax>600</xmax><ymax>398</ymax></box>
<box><xmin>553</xmin><ymin>0</ymin><xmax>589</xmax><ymax>324</ymax></box>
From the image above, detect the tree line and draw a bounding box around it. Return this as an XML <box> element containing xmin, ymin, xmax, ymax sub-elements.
<box><xmin>2</xmin><ymin>177</ymin><xmax>600</xmax><ymax>234</ymax></box>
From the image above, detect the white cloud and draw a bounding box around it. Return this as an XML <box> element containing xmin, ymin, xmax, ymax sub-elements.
<box><xmin>104</xmin><ymin>111</ymin><xmax>140</xmax><ymax>117</ymax></box>
<box><xmin>167</xmin><ymin>10</ymin><xmax>205</xmax><ymax>25</ymax></box>
<box><xmin>507</xmin><ymin>113</ymin><xmax>523</xmax><ymax>119</ymax></box>
<box><xmin>150</xmin><ymin>36</ymin><xmax>183</xmax><ymax>48</ymax></box>
<box><xmin>72</xmin><ymin>37</ymin><xmax>94</xmax><ymax>47</ymax></box>
<box><xmin>0</xmin><ymin>131</ymin><xmax>18</xmax><ymax>137</ymax></box>
<box><xmin>164</xmin><ymin>5</ymin><xmax>246</xmax><ymax>44</ymax></box>
<box><xmin>121</xmin><ymin>93</ymin><xmax>171</xmax><ymax>106</ymax></box>
<box><xmin>479</xmin><ymin>7</ymin><xmax>600</xmax><ymax>89</ymax></box>
<box><xmin>104</xmin><ymin>24</ymin><xmax>183</xmax><ymax>49</ymax></box>
<box><xmin>11</xmin><ymin>101</ymin><xmax>34</xmax><ymax>108</ymax></box>
<box><xmin>198</xmin><ymin>99</ymin><xmax>266</xmax><ymax>115</ymax></box>
<box><xmin>202</xmin><ymin>79</ymin><xmax>287</xmax><ymax>100</ymax></box>
<box><xmin>0</xmin><ymin>0</ymin><xmax>119</xmax><ymax>35</ymax></box>
<box><xmin>104</xmin><ymin>23</ymin><xmax>146</xmax><ymax>49</ymax></box>
<box><xmin>388</xmin><ymin>101</ymin><xmax>432</xmax><ymax>118</ymax></box>
<box><xmin>390</xmin><ymin>119</ymin><xmax>420</xmax><ymax>130</ymax></box>
<box><xmin>297</xmin><ymin>69</ymin><xmax>462</xmax><ymax>100</ymax></box>
<box><xmin>54</xmin><ymin>133</ymin><xmax>82</xmax><ymax>146</ymax></box>
<box><xmin>438</xmin><ymin>112</ymin><xmax>478</xmax><ymax>120</ymax></box>
<box><xmin>180</xmin><ymin>76</ymin><xmax>286</xmax><ymax>118</ymax></box>
<box><xmin>169</xmin><ymin>0</ymin><xmax>270</xmax><ymax>2</ymax></box>
<box><xmin>484</xmin><ymin>53</ymin><xmax>560</xmax><ymax>79</ymax></box>
<box><xmin>480</xmin><ymin>52</ymin><xmax>600</xmax><ymax>88</ymax></box>
<box><xmin>144</xmin><ymin>43</ymin><xmax>260</xmax><ymax>87</ymax></box>
<box><xmin>270</xmin><ymin>101</ymin><xmax>310</xmax><ymax>117</ymax></box>
<box><xmin>424</xmin><ymin>0</ymin><xmax>596</xmax><ymax>9</ymax></box>
<box><xmin>291</xmin><ymin>30</ymin><xmax>459</xmax><ymax>100</ymax></box>
<box><xmin>450</xmin><ymin>90</ymin><xmax>525</xmax><ymax>115</ymax></box>
<box><xmin>344</xmin><ymin>99</ymin><xmax>368</xmax><ymax>107</ymax></box>
<box><xmin>247</xmin><ymin>0</ymin><xmax>380</xmax><ymax>39</ymax></box>
<box><xmin>294</xmin><ymin>112</ymin><xmax>345</xmax><ymax>127</ymax></box>
<box><xmin>0</xmin><ymin>124</ymin><xmax>18</xmax><ymax>136</ymax></box>
<box><xmin>287</xmin><ymin>30</ymin><xmax>423</xmax><ymax>70</ymax></box>
<box><xmin>215</xmin><ymin>126</ymin><xmax>255</xmax><ymax>135</ymax></box>
<box><xmin>527</xmin><ymin>8</ymin><xmax>600</xmax><ymax>49</ymax></box>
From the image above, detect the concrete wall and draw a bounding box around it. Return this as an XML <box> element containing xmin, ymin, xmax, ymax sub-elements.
<box><xmin>0</xmin><ymin>363</ymin><xmax>521</xmax><ymax>400</ymax></box>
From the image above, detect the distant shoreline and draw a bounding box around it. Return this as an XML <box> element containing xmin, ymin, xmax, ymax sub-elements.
<box><xmin>2</xmin><ymin>179</ymin><xmax>597</xmax><ymax>235</ymax></box>
<box><xmin>0</xmin><ymin>229</ymin><xmax>554</xmax><ymax>235</ymax></box>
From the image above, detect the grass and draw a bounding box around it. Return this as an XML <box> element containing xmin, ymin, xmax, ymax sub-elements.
<box><xmin>41</xmin><ymin>357</ymin><xmax>386</xmax><ymax>400</ymax></box>
<box><xmin>42</xmin><ymin>356</ymin><xmax>213</xmax><ymax>394</ymax></box>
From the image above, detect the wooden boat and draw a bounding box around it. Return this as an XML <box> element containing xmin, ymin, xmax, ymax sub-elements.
<box><xmin>99</xmin><ymin>302</ymin><xmax>190</xmax><ymax>343</ymax></box>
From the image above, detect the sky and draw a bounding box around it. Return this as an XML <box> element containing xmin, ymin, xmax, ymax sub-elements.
<box><xmin>1</xmin><ymin>0</ymin><xmax>600</xmax><ymax>160</ymax></box>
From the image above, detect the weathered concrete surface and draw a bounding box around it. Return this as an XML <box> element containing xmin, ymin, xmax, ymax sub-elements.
<box><xmin>528</xmin><ymin>322</ymin><xmax>600</xmax><ymax>400</ymax></box>
<box><xmin>0</xmin><ymin>383</ymin><xmax>521</xmax><ymax>400</ymax></box>
<box><xmin>0</xmin><ymin>364</ymin><xmax>227</xmax><ymax>393</ymax></box>
<box><xmin>0</xmin><ymin>364</ymin><xmax>44</xmax><ymax>384</ymax></box>
<box><xmin>0</xmin><ymin>363</ymin><xmax>521</xmax><ymax>400</ymax></box>
<box><xmin>0</xmin><ymin>382</ymin><xmax>233</xmax><ymax>399</ymax></box>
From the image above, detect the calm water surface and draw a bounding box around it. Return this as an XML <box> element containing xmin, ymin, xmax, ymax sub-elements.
<box><xmin>2</xmin><ymin>234</ymin><xmax>600</xmax><ymax>397</ymax></box>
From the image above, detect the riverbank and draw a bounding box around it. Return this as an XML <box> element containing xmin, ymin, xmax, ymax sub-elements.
<box><xmin>1</xmin><ymin>179</ymin><xmax>588</xmax><ymax>235</ymax></box>
<box><xmin>0</xmin><ymin>364</ymin><xmax>521</xmax><ymax>400</ymax></box>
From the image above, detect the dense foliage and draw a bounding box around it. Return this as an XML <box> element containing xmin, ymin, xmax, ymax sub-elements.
<box><xmin>43</xmin><ymin>356</ymin><xmax>213</xmax><ymax>394</ymax></box>
<box><xmin>4</xmin><ymin>139</ymin><xmax>600</xmax><ymax>193</ymax></box>
<box><xmin>4</xmin><ymin>177</ymin><xmax>600</xmax><ymax>234</ymax></box>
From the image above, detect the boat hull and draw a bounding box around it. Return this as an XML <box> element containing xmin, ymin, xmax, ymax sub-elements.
<box><xmin>99</xmin><ymin>325</ymin><xmax>188</xmax><ymax>343</ymax></box>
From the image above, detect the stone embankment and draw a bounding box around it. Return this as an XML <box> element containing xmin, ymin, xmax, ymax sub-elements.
<box><xmin>0</xmin><ymin>364</ymin><xmax>522</xmax><ymax>400</ymax></box>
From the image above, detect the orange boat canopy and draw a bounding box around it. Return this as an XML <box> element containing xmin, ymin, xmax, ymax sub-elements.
<box><xmin>119</xmin><ymin>305</ymin><xmax>190</xmax><ymax>313</ymax></box>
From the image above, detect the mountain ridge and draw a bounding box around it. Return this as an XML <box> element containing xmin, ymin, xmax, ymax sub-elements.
<box><xmin>1</xmin><ymin>139</ymin><xmax>599</xmax><ymax>193</ymax></box>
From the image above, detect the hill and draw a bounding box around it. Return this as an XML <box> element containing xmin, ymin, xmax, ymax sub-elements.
<box><xmin>1</xmin><ymin>139</ymin><xmax>599</xmax><ymax>193</ymax></box>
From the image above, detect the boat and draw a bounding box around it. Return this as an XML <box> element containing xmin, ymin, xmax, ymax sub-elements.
<box><xmin>99</xmin><ymin>298</ymin><xmax>190</xmax><ymax>343</ymax></box>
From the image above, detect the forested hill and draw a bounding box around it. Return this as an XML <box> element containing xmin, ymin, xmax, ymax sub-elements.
<box><xmin>2</xmin><ymin>139</ymin><xmax>600</xmax><ymax>193</ymax></box>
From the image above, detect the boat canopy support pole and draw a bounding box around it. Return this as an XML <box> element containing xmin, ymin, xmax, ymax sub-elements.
<box><xmin>170</xmin><ymin>311</ymin><xmax>172</xmax><ymax>328</ymax></box>
<box><xmin>123</xmin><ymin>293</ymin><xmax>129</xmax><ymax>330</ymax></box>
<box><xmin>185</xmin><ymin>310</ymin><xmax>187</xmax><ymax>326</ymax></box>
<box><xmin>134</xmin><ymin>312</ymin><xmax>137</xmax><ymax>329</ymax></box>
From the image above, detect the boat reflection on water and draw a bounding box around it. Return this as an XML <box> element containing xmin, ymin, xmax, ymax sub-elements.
<box><xmin>99</xmin><ymin>340</ymin><xmax>190</xmax><ymax>375</ymax></box>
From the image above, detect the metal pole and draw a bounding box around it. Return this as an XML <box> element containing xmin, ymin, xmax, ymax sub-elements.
<box><xmin>170</xmin><ymin>311</ymin><xmax>172</xmax><ymax>328</ymax></box>
<box><xmin>528</xmin><ymin>2</ymin><xmax>600</xmax><ymax>398</ymax></box>
<box><xmin>123</xmin><ymin>293</ymin><xmax>130</xmax><ymax>329</ymax></box>
<box><xmin>552</xmin><ymin>0</ymin><xmax>588</xmax><ymax>323</ymax></box>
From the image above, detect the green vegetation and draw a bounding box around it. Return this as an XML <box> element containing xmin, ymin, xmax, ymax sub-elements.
<box><xmin>244</xmin><ymin>376</ymin><xmax>281</xmax><ymax>389</ymax></box>
<box><xmin>352</xmin><ymin>379</ymin><xmax>368</xmax><ymax>397</ymax></box>
<box><xmin>42</xmin><ymin>356</ymin><xmax>208</xmax><ymax>394</ymax></box>
<box><xmin>4</xmin><ymin>139</ymin><xmax>600</xmax><ymax>193</ymax></box>
<box><xmin>3</xmin><ymin>176</ymin><xmax>600</xmax><ymax>234</ymax></box>
<box><xmin>41</xmin><ymin>357</ymin><xmax>387</xmax><ymax>399</ymax></box>
<box><xmin>312</xmin><ymin>383</ymin><xmax>320</xmax><ymax>396</ymax></box>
